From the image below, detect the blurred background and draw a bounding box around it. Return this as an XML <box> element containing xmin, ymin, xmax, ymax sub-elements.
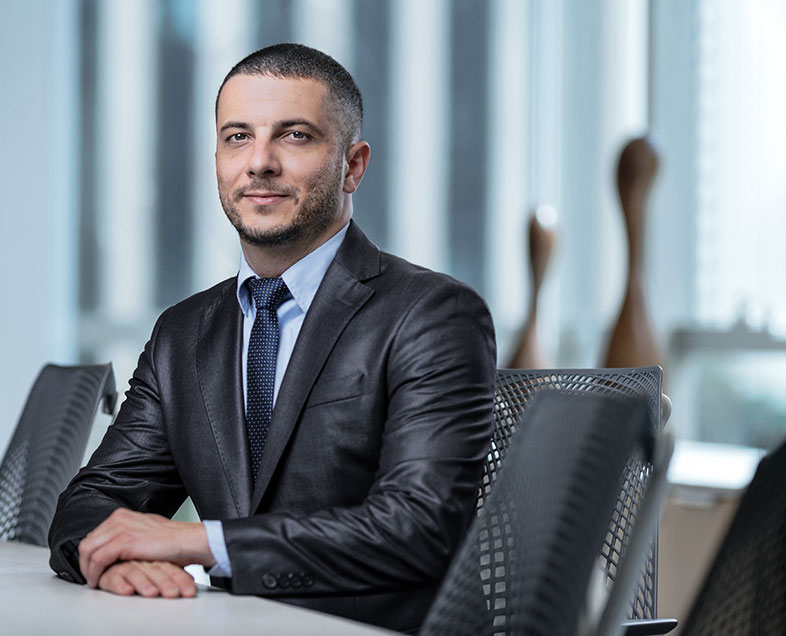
<box><xmin>4</xmin><ymin>0</ymin><xmax>786</xmax><ymax>455</ymax></box>
<box><xmin>2</xmin><ymin>0</ymin><xmax>785</xmax><ymax>625</ymax></box>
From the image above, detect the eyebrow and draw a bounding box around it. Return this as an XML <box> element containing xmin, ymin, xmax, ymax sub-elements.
<box><xmin>277</xmin><ymin>118</ymin><xmax>321</xmax><ymax>133</ymax></box>
<box><xmin>218</xmin><ymin>118</ymin><xmax>325</xmax><ymax>137</ymax></box>
<box><xmin>218</xmin><ymin>121</ymin><xmax>252</xmax><ymax>134</ymax></box>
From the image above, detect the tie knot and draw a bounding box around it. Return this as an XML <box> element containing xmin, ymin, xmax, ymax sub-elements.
<box><xmin>247</xmin><ymin>277</ymin><xmax>290</xmax><ymax>311</ymax></box>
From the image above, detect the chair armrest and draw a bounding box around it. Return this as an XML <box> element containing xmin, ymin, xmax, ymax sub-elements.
<box><xmin>661</xmin><ymin>393</ymin><xmax>672</xmax><ymax>426</ymax></box>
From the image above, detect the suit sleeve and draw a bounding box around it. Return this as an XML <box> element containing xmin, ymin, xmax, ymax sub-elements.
<box><xmin>222</xmin><ymin>282</ymin><xmax>497</xmax><ymax>596</ymax></box>
<box><xmin>47</xmin><ymin>312</ymin><xmax>188</xmax><ymax>583</ymax></box>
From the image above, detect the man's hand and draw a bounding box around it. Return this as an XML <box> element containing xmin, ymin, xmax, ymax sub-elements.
<box><xmin>78</xmin><ymin>508</ymin><xmax>215</xmax><ymax>589</ymax></box>
<box><xmin>98</xmin><ymin>560</ymin><xmax>197</xmax><ymax>598</ymax></box>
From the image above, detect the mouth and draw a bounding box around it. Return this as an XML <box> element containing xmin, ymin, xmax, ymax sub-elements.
<box><xmin>241</xmin><ymin>191</ymin><xmax>289</xmax><ymax>206</ymax></box>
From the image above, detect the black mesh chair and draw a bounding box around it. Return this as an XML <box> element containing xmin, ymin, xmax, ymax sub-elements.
<box><xmin>484</xmin><ymin>367</ymin><xmax>664</xmax><ymax>617</ymax></box>
<box><xmin>0</xmin><ymin>363</ymin><xmax>116</xmax><ymax>546</ymax></box>
<box><xmin>422</xmin><ymin>389</ymin><xmax>666</xmax><ymax>636</ymax></box>
<box><xmin>679</xmin><ymin>435</ymin><xmax>786</xmax><ymax>635</ymax></box>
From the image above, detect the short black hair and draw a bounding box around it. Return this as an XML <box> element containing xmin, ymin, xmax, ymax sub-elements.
<box><xmin>216</xmin><ymin>43</ymin><xmax>363</xmax><ymax>147</ymax></box>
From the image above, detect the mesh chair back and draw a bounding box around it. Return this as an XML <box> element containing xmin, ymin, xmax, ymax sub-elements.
<box><xmin>484</xmin><ymin>367</ymin><xmax>663</xmax><ymax>620</ymax></box>
<box><xmin>422</xmin><ymin>390</ymin><xmax>654</xmax><ymax>636</ymax></box>
<box><xmin>0</xmin><ymin>364</ymin><xmax>116</xmax><ymax>546</ymax></box>
<box><xmin>680</xmin><ymin>437</ymin><xmax>786</xmax><ymax>635</ymax></box>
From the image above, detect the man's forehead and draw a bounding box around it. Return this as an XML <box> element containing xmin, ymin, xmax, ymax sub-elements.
<box><xmin>216</xmin><ymin>73</ymin><xmax>330</xmax><ymax>120</ymax></box>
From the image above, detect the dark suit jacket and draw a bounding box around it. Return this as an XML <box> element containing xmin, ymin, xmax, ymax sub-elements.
<box><xmin>49</xmin><ymin>221</ymin><xmax>496</xmax><ymax>633</ymax></box>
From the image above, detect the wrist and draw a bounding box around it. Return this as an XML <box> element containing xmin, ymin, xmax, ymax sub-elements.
<box><xmin>175</xmin><ymin>521</ymin><xmax>215</xmax><ymax>567</ymax></box>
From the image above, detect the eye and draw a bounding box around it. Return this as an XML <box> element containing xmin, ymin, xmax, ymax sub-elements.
<box><xmin>227</xmin><ymin>132</ymin><xmax>248</xmax><ymax>142</ymax></box>
<box><xmin>286</xmin><ymin>131</ymin><xmax>310</xmax><ymax>141</ymax></box>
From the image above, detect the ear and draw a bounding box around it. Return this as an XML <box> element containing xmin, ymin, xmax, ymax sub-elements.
<box><xmin>343</xmin><ymin>141</ymin><xmax>371</xmax><ymax>194</ymax></box>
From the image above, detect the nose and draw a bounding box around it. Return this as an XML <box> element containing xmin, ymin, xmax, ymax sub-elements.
<box><xmin>246</xmin><ymin>138</ymin><xmax>281</xmax><ymax>177</ymax></box>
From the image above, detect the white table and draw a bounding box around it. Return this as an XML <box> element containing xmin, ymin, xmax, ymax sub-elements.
<box><xmin>0</xmin><ymin>541</ymin><xmax>397</xmax><ymax>635</ymax></box>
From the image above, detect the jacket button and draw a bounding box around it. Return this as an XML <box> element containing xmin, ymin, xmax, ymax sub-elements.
<box><xmin>303</xmin><ymin>574</ymin><xmax>314</xmax><ymax>587</ymax></box>
<box><xmin>262</xmin><ymin>574</ymin><xmax>277</xmax><ymax>589</ymax></box>
<box><xmin>279</xmin><ymin>574</ymin><xmax>290</xmax><ymax>589</ymax></box>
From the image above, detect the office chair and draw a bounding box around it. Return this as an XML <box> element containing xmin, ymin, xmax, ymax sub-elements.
<box><xmin>422</xmin><ymin>389</ymin><xmax>671</xmax><ymax>636</ymax></box>
<box><xmin>0</xmin><ymin>363</ymin><xmax>116</xmax><ymax>546</ymax></box>
<box><xmin>678</xmin><ymin>435</ymin><xmax>786</xmax><ymax>635</ymax></box>
<box><xmin>480</xmin><ymin>367</ymin><xmax>666</xmax><ymax>620</ymax></box>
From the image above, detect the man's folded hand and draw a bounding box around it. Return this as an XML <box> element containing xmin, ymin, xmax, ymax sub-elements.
<box><xmin>97</xmin><ymin>560</ymin><xmax>197</xmax><ymax>598</ymax></box>
<box><xmin>78</xmin><ymin>508</ymin><xmax>214</xmax><ymax>589</ymax></box>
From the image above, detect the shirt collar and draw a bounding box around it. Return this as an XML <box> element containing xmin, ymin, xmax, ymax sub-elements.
<box><xmin>236</xmin><ymin>222</ymin><xmax>349</xmax><ymax>316</ymax></box>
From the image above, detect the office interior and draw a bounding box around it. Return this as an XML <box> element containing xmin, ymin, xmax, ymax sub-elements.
<box><xmin>1</xmin><ymin>0</ymin><xmax>784</xmax><ymax>631</ymax></box>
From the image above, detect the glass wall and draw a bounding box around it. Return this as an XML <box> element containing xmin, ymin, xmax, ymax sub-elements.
<box><xmin>1</xmin><ymin>0</ymin><xmax>784</xmax><ymax>458</ymax></box>
<box><xmin>651</xmin><ymin>0</ymin><xmax>786</xmax><ymax>448</ymax></box>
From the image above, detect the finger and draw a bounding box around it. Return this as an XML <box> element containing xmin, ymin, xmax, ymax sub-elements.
<box><xmin>84</xmin><ymin>533</ymin><xmax>133</xmax><ymax>588</ymax></box>
<box><xmin>79</xmin><ymin>511</ymin><xmax>128</xmax><ymax>585</ymax></box>
<box><xmin>169</xmin><ymin>564</ymin><xmax>197</xmax><ymax>598</ymax></box>
<box><xmin>149</xmin><ymin>562</ymin><xmax>197</xmax><ymax>598</ymax></box>
<box><xmin>119</xmin><ymin>562</ymin><xmax>161</xmax><ymax>598</ymax></box>
<box><xmin>144</xmin><ymin>562</ymin><xmax>182</xmax><ymax>599</ymax></box>
<box><xmin>97</xmin><ymin>563</ymin><xmax>138</xmax><ymax>596</ymax></box>
<box><xmin>79</xmin><ymin>528</ymin><xmax>115</xmax><ymax>587</ymax></box>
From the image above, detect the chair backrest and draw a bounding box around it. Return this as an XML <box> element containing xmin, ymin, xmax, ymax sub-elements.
<box><xmin>679</xmin><ymin>436</ymin><xmax>786</xmax><ymax>635</ymax></box>
<box><xmin>0</xmin><ymin>363</ymin><xmax>116</xmax><ymax>546</ymax></box>
<box><xmin>422</xmin><ymin>389</ymin><xmax>656</xmax><ymax>636</ymax></box>
<box><xmin>482</xmin><ymin>366</ymin><xmax>663</xmax><ymax>620</ymax></box>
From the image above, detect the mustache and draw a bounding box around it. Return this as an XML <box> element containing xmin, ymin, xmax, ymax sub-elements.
<box><xmin>233</xmin><ymin>181</ymin><xmax>298</xmax><ymax>201</ymax></box>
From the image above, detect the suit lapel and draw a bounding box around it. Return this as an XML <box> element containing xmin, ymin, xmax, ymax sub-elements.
<box><xmin>249</xmin><ymin>222</ymin><xmax>380</xmax><ymax>510</ymax></box>
<box><xmin>196</xmin><ymin>282</ymin><xmax>252</xmax><ymax>517</ymax></box>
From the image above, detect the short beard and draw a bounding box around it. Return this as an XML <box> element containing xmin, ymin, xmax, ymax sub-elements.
<box><xmin>220</xmin><ymin>156</ymin><xmax>343</xmax><ymax>248</ymax></box>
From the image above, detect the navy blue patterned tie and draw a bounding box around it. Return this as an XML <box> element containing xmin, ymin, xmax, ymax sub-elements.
<box><xmin>246</xmin><ymin>277</ymin><xmax>290</xmax><ymax>484</ymax></box>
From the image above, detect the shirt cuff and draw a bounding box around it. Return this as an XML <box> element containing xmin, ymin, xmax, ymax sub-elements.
<box><xmin>203</xmin><ymin>520</ymin><xmax>232</xmax><ymax>578</ymax></box>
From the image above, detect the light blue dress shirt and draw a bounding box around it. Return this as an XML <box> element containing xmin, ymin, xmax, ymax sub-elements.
<box><xmin>203</xmin><ymin>223</ymin><xmax>349</xmax><ymax>577</ymax></box>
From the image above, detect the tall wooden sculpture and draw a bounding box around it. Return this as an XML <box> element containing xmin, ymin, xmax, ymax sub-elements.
<box><xmin>507</xmin><ymin>204</ymin><xmax>557</xmax><ymax>369</ymax></box>
<box><xmin>602</xmin><ymin>136</ymin><xmax>665</xmax><ymax>370</ymax></box>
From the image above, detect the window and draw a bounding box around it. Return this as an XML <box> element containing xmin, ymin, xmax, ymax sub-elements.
<box><xmin>654</xmin><ymin>0</ymin><xmax>786</xmax><ymax>449</ymax></box>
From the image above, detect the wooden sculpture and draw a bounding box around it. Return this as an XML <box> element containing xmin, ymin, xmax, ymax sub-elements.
<box><xmin>602</xmin><ymin>136</ymin><xmax>665</xmax><ymax>370</ymax></box>
<box><xmin>507</xmin><ymin>204</ymin><xmax>557</xmax><ymax>369</ymax></box>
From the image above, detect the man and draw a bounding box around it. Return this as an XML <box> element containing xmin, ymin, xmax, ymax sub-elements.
<box><xmin>49</xmin><ymin>43</ymin><xmax>496</xmax><ymax>633</ymax></box>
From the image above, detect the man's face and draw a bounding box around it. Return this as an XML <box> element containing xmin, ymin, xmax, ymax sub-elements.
<box><xmin>215</xmin><ymin>74</ymin><xmax>346</xmax><ymax>249</ymax></box>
